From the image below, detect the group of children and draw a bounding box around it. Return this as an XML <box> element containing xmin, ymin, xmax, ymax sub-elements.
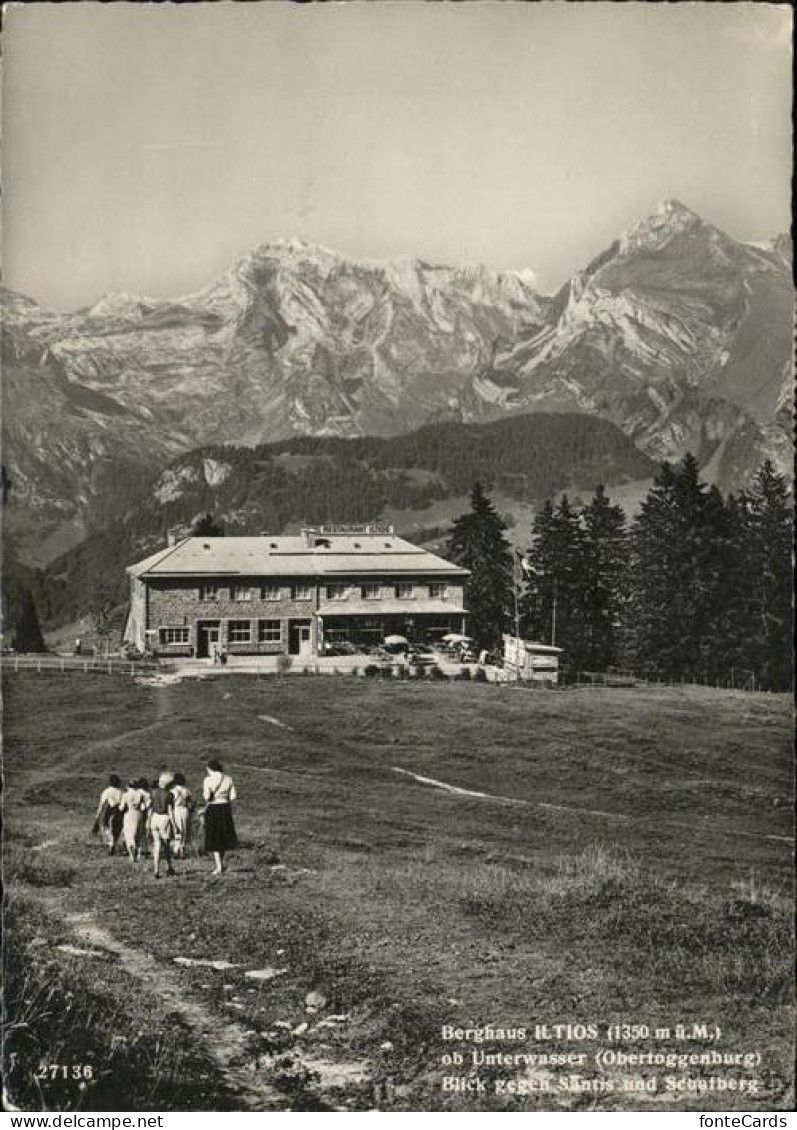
<box><xmin>93</xmin><ymin>759</ymin><xmax>239</xmax><ymax>879</ymax></box>
<box><xmin>93</xmin><ymin>771</ymin><xmax>195</xmax><ymax>878</ymax></box>
<box><xmin>91</xmin><ymin>763</ymin><xmax>237</xmax><ymax>876</ymax></box>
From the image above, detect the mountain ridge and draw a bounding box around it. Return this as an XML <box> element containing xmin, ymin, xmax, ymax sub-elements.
<box><xmin>2</xmin><ymin>200</ymin><xmax>792</xmax><ymax>564</ymax></box>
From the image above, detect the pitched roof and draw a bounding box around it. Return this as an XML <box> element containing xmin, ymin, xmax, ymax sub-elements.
<box><xmin>127</xmin><ymin>542</ymin><xmax>189</xmax><ymax>578</ymax></box>
<box><xmin>127</xmin><ymin>535</ymin><xmax>469</xmax><ymax>579</ymax></box>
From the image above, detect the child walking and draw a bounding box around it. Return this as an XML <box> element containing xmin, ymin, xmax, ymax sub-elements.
<box><xmin>92</xmin><ymin>774</ymin><xmax>124</xmax><ymax>855</ymax></box>
<box><xmin>149</xmin><ymin>772</ymin><xmax>176</xmax><ymax>879</ymax></box>
<box><xmin>120</xmin><ymin>777</ymin><xmax>150</xmax><ymax>862</ymax></box>
<box><xmin>170</xmin><ymin>772</ymin><xmax>194</xmax><ymax>859</ymax></box>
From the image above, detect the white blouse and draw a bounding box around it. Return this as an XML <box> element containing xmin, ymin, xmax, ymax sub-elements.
<box><xmin>203</xmin><ymin>771</ymin><xmax>237</xmax><ymax>805</ymax></box>
<box><xmin>121</xmin><ymin>787</ymin><xmax>149</xmax><ymax>813</ymax></box>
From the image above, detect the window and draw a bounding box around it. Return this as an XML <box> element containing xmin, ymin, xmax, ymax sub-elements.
<box><xmin>291</xmin><ymin>584</ymin><xmax>312</xmax><ymax>601</ymax></box>
<box><xmin>361</xmin><ymin>583</ymin><xmax>381</xmax><ymax>600</ymax></box>
<box><xmin>261</xmin><ymin>584</ymin><xmax>281</xmax><ymax>601</ymax></box>
<box><xmin>258</xmin><ymin>619</ymin><xmax>282</xmax><ymax>643</ymax></box>
<box><xmin>159</xmin><ymin>627</ymin><xmax>189</xmax><ymax>646</ymax></box>
<box><xmin>395</xmin><ymin>583</ymin><xmax>413</xmax><ymax>600</ymax></box>
<box><xmin>231</xmin><ymin>585</ymin><xmax>253</xmax><ymax>602</ymax></box>
<box><xmin>228</xmin><ymin>620</ymin><xmax>252</xmax><ymax>643</ymax></box>
<box><xmin>199</xmin><ymin>584</ymin><xmax>220</xmax><ymax>602</ymax></box>
<box><xmin>429</xmin><ymin>583</ymin><xmax>447</xmax><ymax>599</ymax></box>
<box><xmin>326</xmin><ymin>584</ymin><xmax>347</xmax><ymax>600</ymax></box>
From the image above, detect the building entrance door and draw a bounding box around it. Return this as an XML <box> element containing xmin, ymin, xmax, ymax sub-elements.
<box><xmin>288</xmin><ymin>620</ymin><xmax>313</xmax><ymax>657</ymax></box>
<box><xmin>196</xmin><ymin>621</ymin><xmax>221</xmax><ymax>659</ymax></box>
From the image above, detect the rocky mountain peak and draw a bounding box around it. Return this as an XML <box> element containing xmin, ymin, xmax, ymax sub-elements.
<box><xmin>619</xmin><ymin>197</ymin><xmax>704</xmax><ymax>256</ymax></box>
<box><xmin>768</xmin><ymin>232</ymin><xmax>792</xmax><ymax>266</ymax></box>
<box><xmin>3</xmin><ymin>203</ymin><xmax>791</xmax><ymax>565</ymax></box>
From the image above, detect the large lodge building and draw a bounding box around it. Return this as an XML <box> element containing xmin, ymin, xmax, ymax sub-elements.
<box><xmin>125</xmin><ymin>526</ymin><xmax>469</xmax><ymax>659</ymax></box>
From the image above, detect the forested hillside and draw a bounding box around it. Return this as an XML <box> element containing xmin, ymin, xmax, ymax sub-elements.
<box><xmin>10</xmin><ymin>413</ymin><xmax>655</xmax><ymax>630</ymax></box>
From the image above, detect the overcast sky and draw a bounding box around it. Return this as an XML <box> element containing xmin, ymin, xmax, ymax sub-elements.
<box><xmin>2</xmin><ymin>2</ymin><xmax>792</xmax><ymax>310</ymax></box>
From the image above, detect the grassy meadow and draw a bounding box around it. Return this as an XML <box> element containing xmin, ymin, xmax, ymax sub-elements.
<box><xmin>3</xmin><ymin>671</ymin><xmax>794</xmax><ymax>1111</ymax></box>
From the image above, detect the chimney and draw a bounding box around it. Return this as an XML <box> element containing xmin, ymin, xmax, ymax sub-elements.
<box><xmin>167</xmin><ymin>527</ymin><xmax>181</xmax><ymax>547</ymax></box>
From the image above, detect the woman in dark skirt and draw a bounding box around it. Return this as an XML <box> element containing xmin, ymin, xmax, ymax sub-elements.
<box><xmin>202</xmin><ymin>759</ymin><xmax>238</xmax><ymax>875</ymax></box>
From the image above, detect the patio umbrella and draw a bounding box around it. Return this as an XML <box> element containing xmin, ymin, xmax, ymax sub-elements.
<box><xmin>442</xmin><ymin>633</ymin><xmax>472</xmax><ymax>644</ymax></box>
<box><xmin>384</xmin><ymin>634</ymin><xmax>409</xmax><ymax>646</ymax></box>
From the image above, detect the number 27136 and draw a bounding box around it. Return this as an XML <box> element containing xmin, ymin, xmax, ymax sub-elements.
<box><xmin>35</xmin><ymin>1064</ymin><xmax>94</xmax><ymax>1081</ymax></box>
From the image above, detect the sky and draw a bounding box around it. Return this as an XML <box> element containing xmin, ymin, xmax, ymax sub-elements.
<box><xmin>2</xmin><ymin>2</ymin><xmax>792</xmax><ymax>310</ymax></box>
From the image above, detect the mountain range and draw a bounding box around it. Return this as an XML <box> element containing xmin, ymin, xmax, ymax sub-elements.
<box><xmin>2</xmin><ymin>199</ymin><xmax>793</xmax><ymax>565</ymax></box>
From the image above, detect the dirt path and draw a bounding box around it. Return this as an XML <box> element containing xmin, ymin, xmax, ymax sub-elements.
<box><xmin>62</xmin><ymin>908</ymin><xmax>290</xmax><ymax>1112</ymax></box>
<box><xmin>392</xmin><ymin>766</ymin><xmax>795</xmax><ymax>846</ymax></box>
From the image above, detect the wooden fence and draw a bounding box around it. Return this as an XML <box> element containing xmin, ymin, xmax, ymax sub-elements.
<box><xmin>2</xmin><ymin>654</ymin><xmax>768</xmax><ymax>693</ymax></box>
<box><xmin>2</xmin><ymin>654</ymin><xmax>172</xmax><ymax>677</ymax></box>
<box><xmin>563</xmin><ymin>668</ymin><xmax>762</xmax><ymax>692</ymax></box>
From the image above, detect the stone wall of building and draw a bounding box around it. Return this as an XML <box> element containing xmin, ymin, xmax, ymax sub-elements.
<box><xmin>317</xmin><ymin>578</ymin><xmax>464</xmax><ymax>617</ymax></box>
<box><xmin>147</xmin><ymin>578</ymin><xmax>317</xmax><ymax>655</ymax></box>
<box><xmin>145</xmin><ymin>575</ymin><xmax>467</xmax><ymax>657</ymax></box>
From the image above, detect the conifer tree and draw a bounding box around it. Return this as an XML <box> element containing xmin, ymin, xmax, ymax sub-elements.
<box><xmin>704</xmin><ymin>490</ymin><xmax>752</xmax><ymax>678</ymax></box>
<box><xmin>580</xmin><ymin>484</ymin><xmax>628</xmax><ymax>671</ymax></box>
<box><xmin>446</xmin><ymin>482</ymin><xmax>513</xmax><ymax>650</ymax></box>
<box><xmin>519</xmin><ymin>494</ymin><xmax>587</xmax><ymax>667</ymax></box>
<box><xmin>738</xmin><ymin>461</ymin><xmax>793</xmax><ymax>690</ymax></box>
<box><xmin>8</xmin><ymin>586</ymin><xmax>47</xmax><ymax>653</ymax></box>
<box><xmin>2</xmin><ymin>531</ymin><xmax>48</xmax><ymax>653</ymax></box>
<box><xmin>191</xmin><ymin>513</ymin><xmax>225</xmax><ymax>537</ymax></box>
<box><xmin>519</xmin><ymin>499</ymin><xmax>557</xmax><ymax>645</ymax></box>
<box><xmin>627</xmin><ymin>455</ymin><xmax>727</xmax><ymax>680</ymax></box>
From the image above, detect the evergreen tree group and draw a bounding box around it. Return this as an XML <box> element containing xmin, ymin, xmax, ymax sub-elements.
<box><xmin>451</xmin><ymin>458</ymin><xmax>792</xmax><ymax>691</ymax></box>
<box><xmin>624</xmin><ymin>457</ymin><xmax>792</xmax><ymax>689</ymax></box>
<box><xmin>519</xmin><ymin>486</ymin><xmax>627</xmax><ymax>672</ymax></box>
<box><xmin>446</xmin><ymin>482</ymin><xmax>513</xmax><ymax>651</ymax></box>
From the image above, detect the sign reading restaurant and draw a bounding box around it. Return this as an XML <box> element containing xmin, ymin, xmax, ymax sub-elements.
<box><xmin>125</xmin><ymin>527</ymin><xmax>469</xmax><ymax>659</ymax></box>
